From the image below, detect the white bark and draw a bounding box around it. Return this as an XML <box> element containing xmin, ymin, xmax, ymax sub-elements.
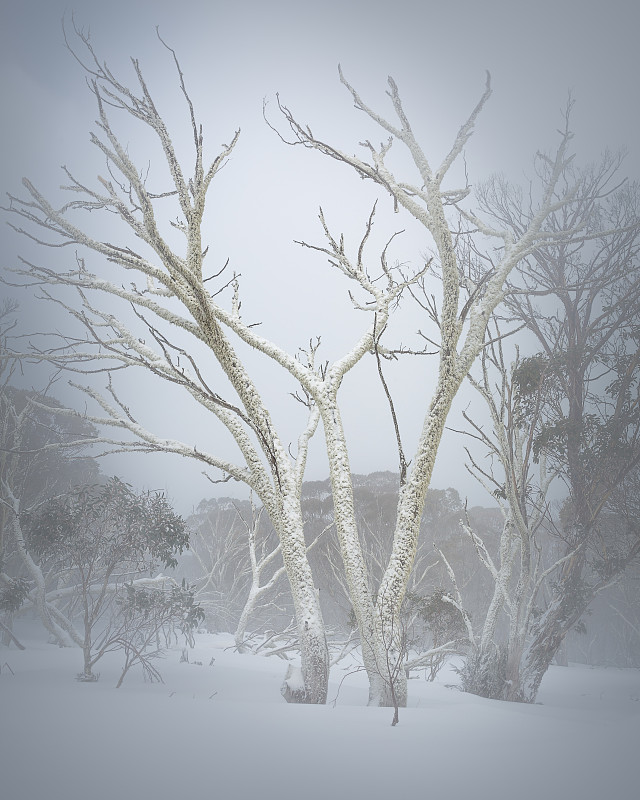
<box><xmin>274</xmin><ymin>72</ymin><xmax>580</xmax><ymax>705</ymax></box>
<box><xmin>5</xmin><ymin>33</ymin><xmax>332</xmax><ymax>703</ymax></box>
<box><xmin>5</xmin><ymin>36</ymin><xmax>590</xmax><ymax>706</ymax></box>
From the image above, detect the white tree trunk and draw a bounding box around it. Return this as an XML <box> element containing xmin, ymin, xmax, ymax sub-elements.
<box><xmin>5</xmin><ymin>40</ymin><xmax>587</xmax><ymax>710</ymax></box>
<box><xmin>275</xmin><ymin>500</ymin><xmax>329</xmax><ymax>704</ymax></box>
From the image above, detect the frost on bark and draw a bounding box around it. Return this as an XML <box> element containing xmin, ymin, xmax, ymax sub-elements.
<box><xmin>3</xmin><ymin>27</ymin><xmax>329</xmax><ymax>703</ymax></box>
<box><xmin>269</xmin><ymin>71</ymin><xmax>586</xmax><ymax>707</ymax></box>
<box><xmin>4</xmin><ymin>27</ymin><xmax>610</xmax><ymax>709</ymax></box>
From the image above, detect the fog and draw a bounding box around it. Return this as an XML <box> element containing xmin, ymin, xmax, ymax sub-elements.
<box><xmin>2</xmin><ymin>4</ymin><xmax>640</xmax><ymax>795</ymax></box>
<box><xmin>2</xmin><ymin>0</ymin><xmax>639</xmax><ymax>512</ymax></box>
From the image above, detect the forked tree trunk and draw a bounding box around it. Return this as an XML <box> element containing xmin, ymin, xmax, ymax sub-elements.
<box><xmin>317</xmin><ymin>400</ymin><xmax>407</xmax><ymax>708</ymax></box>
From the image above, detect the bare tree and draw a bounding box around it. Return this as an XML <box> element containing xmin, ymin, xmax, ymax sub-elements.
<box><xmin>4</xmin><ymin>26</ymin><xmax>596</xmax><ymax>707</ymax></box>
<box><xmin>455</xmin><ymin>164</ymin><xmax>640</xmax><ymax>701</ymax></box>
<box><xmin>183</xmin><ymin>499</ymin><xmax>288</xmax><ymax>644</ymax></box>
<box><xmin>267</xmin><ymin>73</ymin><xmax>589</xmax><ymax>706</ymax></box>
<box><xmin>3</xmin><ymin>26</ymin><xmax>331</xmax><ymax>703</ymax></box>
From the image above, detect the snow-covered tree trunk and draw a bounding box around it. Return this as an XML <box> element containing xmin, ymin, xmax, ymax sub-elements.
<box><xmin>5</xmin><ymin>30</ymin><xmax>331</xmax><ymax>704</ymax></box>
<box><xmin>274</xmin><ymin>487</ymin><xmax>329</xmax><ymax>704</ymax></box>
<box><xmin>266</xmin><ymin>68</ymin><xmax>587</xmax><ymax>708</ymax></box>
<box><xmin>503</xmin><ymin>559</ymin><xmax>532</xmax><ymax>702</ymax></box>
<box><xmin>318</xmin><ymin>398</ymin><xmax>396</xmax><ymax>705</ymax></box>
<box><xmin>479</xmin><ymin>519</ymin><xmax>516</xmax><ymax>651</ymax></box>
<box><xmin>5</xmin><ymin>30</ymin><xmax>599</xmax><ymax>710</ymax></box>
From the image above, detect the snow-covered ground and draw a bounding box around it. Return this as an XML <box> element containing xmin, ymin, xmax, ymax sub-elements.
<box><xmin>1</xmin><ymin>627</ymin><xmax>638</xmax><ymax>800</ymax></box>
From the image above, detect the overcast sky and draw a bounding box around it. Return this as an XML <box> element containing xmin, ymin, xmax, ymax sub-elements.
<box><xmin>2</xmin><ymin>0</ymin><xmax>639</xmax><ymax>514</ymax></box>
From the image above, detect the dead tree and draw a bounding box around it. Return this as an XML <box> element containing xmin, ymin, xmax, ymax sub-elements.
<box><xmin>266</xmin><ymin>73</ymin><xmax>591</xmax><ymax>705</ymax></box>
<box><xmin>4</xmin><ymin>27</ymin><xmax>598</xmax><ymax>706</ymax></box>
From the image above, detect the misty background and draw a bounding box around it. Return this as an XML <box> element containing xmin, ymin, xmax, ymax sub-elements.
<box><xmin>1</xmin><ymin>0</ymin><xmax>639</xmax><ymax>514</ymax></box>
<box><xmin>2</xmin><ymin>6</ymin><xmax>640</xmax><ymax>797</ymax></box>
